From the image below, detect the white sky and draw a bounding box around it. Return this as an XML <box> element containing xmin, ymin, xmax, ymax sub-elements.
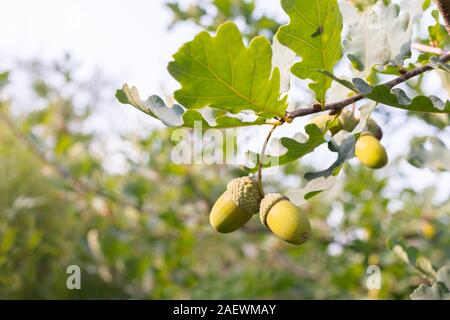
<box><xmin>0</xmin><ymin>0</ymin><xmax>188</xmax><ymax>94</ymax></box>
<box><xmin>0</xmin><ymin>0</ymin><xmax>449</xmax><ymax>202</ymax></box>
<box><xmin>0</xmin><ymin>0</ymin><xmax>284</xmax><ymax>95</ymax></box>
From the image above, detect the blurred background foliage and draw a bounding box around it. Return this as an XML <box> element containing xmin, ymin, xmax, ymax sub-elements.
<box><xmin>0</xmin><ymin>0</ymin><xmax>449</xmax><ymax>299</ymax></box>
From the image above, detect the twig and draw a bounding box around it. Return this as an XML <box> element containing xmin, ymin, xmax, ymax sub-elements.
<box><xmin>256</xmin><ymin>124</ymin><xmax>278</xmax><ymax>196</ymax></box>
<box><xmin>435</xmin><ymin>0</ymin><xmax>450</xmax><ymax>35</ymax></box>
<box><xmin>287</xmin><ymin>52</ymin><xmax>450</xmax><ymax>120</ymax></box>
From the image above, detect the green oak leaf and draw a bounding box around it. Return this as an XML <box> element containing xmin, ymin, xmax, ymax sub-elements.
<box><xmin>277</xmin><ymin>0</ymin><xmax>343</xmax><ymax>105</ymax></box>
<box><xmin>168</xmin><ymin>21</ymin><xmax>288</xmax><ymax>119</ymax></box>
<box><xmin>352</xmin><ymin>78</ymin><xmax>450</xmax><ymax>113</ymax></box>
<box><xmin>320</xmin><ymin>71</ymin><xmax>450</xmax><ymax>113</ymax></box>
<box><xmin>116</xmin><ymin>84</ymin><xmax>266</xmax><ymax>128</ymax></box>
<box><xmin>246</xmin><ymin>123</ymin><xmax>326</xmax><ymax>171</ymax></box>
<box><xmin>429</xmin><ymin>9</ymin><xmax>450</xmax><ymax>49</ymax></box>
<box><xmin>286</xmin><ymin>176</ymin><xmax>338</xmax><ymax>205</ymax></box>
<box><xmin>304</xmin><ymin>130</ymin><xmax>356</xmax><ymax>181</ymax></box>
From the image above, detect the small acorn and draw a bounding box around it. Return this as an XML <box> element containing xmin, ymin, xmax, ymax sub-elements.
<box><xmin>259</xmin><ymin>193</ymin><xmax>311</xmax><ymax>245</ymax></box>
<box><xmin>209</xmin><ymin>176</ymin><xmax>261</xmax><ymax>233</ymax></box>
<box><xmin>355</xmin><ymin>132</ymin><xmax>388</xmax><ymax>169</ymax></box>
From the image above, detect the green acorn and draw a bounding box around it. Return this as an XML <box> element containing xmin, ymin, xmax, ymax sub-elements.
<box><xmin>260</xmin><ymin>193</ymin><xmax>311</xmax><ymax>245</ymax></box>
<box><xmin>209</xmin><ymin>177</ymin><xmax>261</xmax><ymax>233</ymax></box>
<box><xmin>355</xmin><ymin>132</ymin><xmax>388</xmax><ymax>169</ymax></box>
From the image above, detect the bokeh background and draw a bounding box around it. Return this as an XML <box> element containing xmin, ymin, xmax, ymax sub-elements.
<box><xmin>0</xmin><ymin>0</ymin><xmax>449</xmax><ymax>299</ymax></box>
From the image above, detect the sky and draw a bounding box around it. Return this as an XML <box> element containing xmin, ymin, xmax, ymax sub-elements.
<box><xmin>0</xmin><ymin>0</ymin><xmax>187</xmax><ymax>95</ymax></box>
<box><xmin>0</xmin><ymin>0</ymin><xmax>283</xmax><ymax>96</ymax></box>
<box><xmin>0</xmin><ymin>0</ymin><xmax>449</xmax><ymax>202</ymax></box>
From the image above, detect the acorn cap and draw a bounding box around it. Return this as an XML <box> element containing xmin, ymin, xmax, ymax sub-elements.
<box><xmin>259</xmin><ymin>193</ymin><xmax>288</xmax><ymax>227</ymax></box>
<box><xmin>227</xmin><ymin>177</ymin><xmax>261</xmax><ymax>214</ymax></box>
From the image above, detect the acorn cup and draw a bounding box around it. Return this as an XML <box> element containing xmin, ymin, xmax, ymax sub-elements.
<box><xmin>355</xmin><ymin>132</ymin><xmax>388</xmax><ymax>169</ymax></box>
<box><xmin>259</xmin><ymin>193</ymin><xmax>311</xmax><ymax>245</ymax></box>
<box><xmin>209</xmin><ymin>177</ymin><xmax>261</xmax><ymax>234</ymax></box>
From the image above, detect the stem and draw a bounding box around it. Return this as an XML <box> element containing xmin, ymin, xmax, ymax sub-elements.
<box><xmin>256</xmin><ymin>124</ymin><xmax>278</xmax><ymax>196</ymax></box>
<box><xmin>287</xmin><ymin>52</ymin><xmax>450</xmax><ymax>120</ymax></box>
<box><xmin>435</xmin><ymin>0</ymin><xmax>450</xmax><ymax>35</ymax></box>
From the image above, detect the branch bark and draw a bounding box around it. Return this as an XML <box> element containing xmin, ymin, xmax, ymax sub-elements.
<box><xmin>435</xmin><ymin>0</ymin><xmax>450</xmax><ymax>35</ymax></box>
<box><xmin>286</xmin><ymin>52</ymin><xmax>450</xmax><ymax>120</ymax></box>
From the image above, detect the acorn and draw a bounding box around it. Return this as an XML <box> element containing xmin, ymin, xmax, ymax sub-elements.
<box><xmin>355</xmin><ymin>132</ymin><xmax>388</xmax><ymax>169</ymax></box>
<box><xmin>259</xmin><ymin>193</ymin><xmax>311</xmax><ymax>245</ymax></box>
<box><xmin>209</xmin><ymin>176</ymin><xmax>261</xmax><ymax>233</ymax></box>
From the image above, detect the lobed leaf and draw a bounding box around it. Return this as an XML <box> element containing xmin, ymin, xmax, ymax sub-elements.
<box><xmin>116</xmin><ymin>84</ymin><xmax>266</xmax><ymax>128</ymax></box>
<box><xmin>321</xmin><ymin>71</ymin><xmax>450</xmax><ymax>113</ymax></box>
<box><xmin>277</xmin><ymin>0</ymin><xmax>343</xmax><ymax>104</ymax></box>
<box><xmin>304</xmin><ymin>130</ymin><xmax>356</xmax><ymax>181</ymax></box>
<box><xmin>168</xmin><ymin>22</ymin><xmax>288</xmax><ymax>119</ymax></box>
<box><xmin>353</xmin><ymin>78</ymin><xmax>450</xmax><ymax>113</ymax></box>
<box><xmin>286</xmin><ymin>176</ymin><xmax>338</xmax><ymax>206</ymax></box>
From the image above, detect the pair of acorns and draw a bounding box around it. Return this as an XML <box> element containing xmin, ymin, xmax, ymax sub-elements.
<box><xmin>209</xmin><ymin>176</ymin><xmax>311</xmax><ymax>245</ymax></box>
<box><xmin>210</xmin><ymin>112</ymin><xmax>388</xmax><ymax>244</ymax></box>
<box><xmin>312</xmin><ymin>110</ymin><xmax>388</xmax><ymax>169</ymax></box>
